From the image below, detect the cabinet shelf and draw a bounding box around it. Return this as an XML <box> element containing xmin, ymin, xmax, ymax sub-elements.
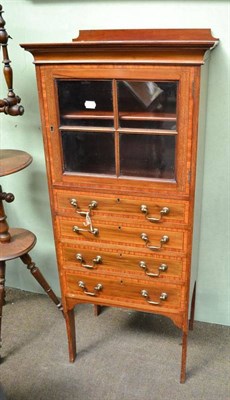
<box><xmin>119</xmin><ymin>112</ymin><xmax>176</xmax><ymax>121</ymax></box>
<box><xmin>62</xmin><ymin>111</ymin><xmax>114</xmax><ymax>120</ymax></box>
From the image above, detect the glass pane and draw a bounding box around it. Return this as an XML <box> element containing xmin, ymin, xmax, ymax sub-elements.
<box><xmin>57</xmin><ymin>80</ymin><xmax>114</xmax><ymax>127</ymax></box>
<box><xmin>61</xmin><ymin>131</ymin><xmax>115</xmax><ymax>174</ymax></box>
<box><xmin>118</xmin><ymin>119</ymin><xmax>176</xmax><ymax>130</ymax></box>
<box><xmin>118</xmin><ymin>81</ymin><xmax>177</xmax><ymax>130</ymax></box>
<box><xmin>120</xmin><ymin>134</ymin><xmax>175</xmax><ymax>179</ymax></box>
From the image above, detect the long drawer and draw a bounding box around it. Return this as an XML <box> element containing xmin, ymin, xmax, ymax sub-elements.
<box><xmin>65</xmin><ymin>271</ymin><xmax>184</xmax><ymax>312</ymax></box>
<box><xmin>57</xmin><ymin>217</ymin><xmax>188</xmax><ymax>254</ymax></box>
<box><xmin>54</xmin><ymin>189</ymin><xmax>189</xmax><ymax>227</ymax></box>
<box><xmin>61</xmin><ymin>242</ymin><xmax>185</xmax><ymax>281</ymax></box>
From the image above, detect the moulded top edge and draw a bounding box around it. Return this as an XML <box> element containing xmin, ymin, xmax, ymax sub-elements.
<box><xmin>21</xmin><ymin>40</ymin><xmax>218</xmax><ymax>52</ymax></box>
<box><xmin>20</xmin><ymin>29</ymin><xmax>219</xmax><ymax>54</ymax></box>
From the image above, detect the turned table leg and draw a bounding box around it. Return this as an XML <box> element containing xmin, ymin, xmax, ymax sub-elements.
<box><xmin>20</xmin><ymin>253</ymin><xmax>63</xmax><ymax>311</ymax></box>
<box><xmin>0</xmin><ymin>261</ymin><xmax>6</xmax><ymax>352</ymax></box>
<box><xmin>0</xmin><ymin>186</ymin><xmax>15</xmax><ymax>244</ymax></box>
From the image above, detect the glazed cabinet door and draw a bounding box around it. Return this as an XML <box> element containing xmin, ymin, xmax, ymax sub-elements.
<box><xmin>38</xmin><ymin>65</ymin><xmax>194</xmax><ymax>196</ymax></box>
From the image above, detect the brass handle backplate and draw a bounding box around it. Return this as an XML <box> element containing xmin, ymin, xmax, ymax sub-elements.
<box><xmin>70</xmin><ymin>199</ymin><xmax>98</xmax><ymax>213</ymax></box>
<box><xmin>78</xmin><ymin>280</ymin><xmax>103</xmax><ymax>296</ymax></box>
<box><xmin>139</xmin><ymin>261</ymin><xmax>168</xmax><ymax>277</ymax></box>
<box><xmin>140</xmin><ymin>205</ymin><xmax>170</xmax><ymax>223</ymax></box>
<box><xmin>76</xmin><ymin>253</ymin><xmax>102</xmax><ymax>269</ymax></box>
<box><xmin>70</xmin><ymin>198</ymin><xmax>99</xmax><ymax>235</ymax></box>
<box><xmin>141</xmin><ymin>232</ymin><xmax>169</xmax><ymax>251</ymax></box>
<box><xmin>141</xmin><ymin>289</ymin><xmax>168</xmax><ymax>305</ymax></box>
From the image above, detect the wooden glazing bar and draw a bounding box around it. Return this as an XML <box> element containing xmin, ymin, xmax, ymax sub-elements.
<box><xmin>113</xmin><ymin>79</ymin><xmax>120</xmax><ymax>177</ymax></box>
<box><xmin>118</xmin><ymin>128</ymin><xmax>178</xmax><ymax>135</ymax></box>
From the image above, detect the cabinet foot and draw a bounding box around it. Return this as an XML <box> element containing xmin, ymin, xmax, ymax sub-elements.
<box><xmin>94</xmin><ymin>305</ymin><xmax>101</xmax><ymax>316</ymax></box>
<box><xmin>189</xmin><ymin>282</ymin><xmax>196</xmax><ymax>331</ymax></box>
<box><xmin>64</xmin><ymin>308</ymin><xmax>76</xmax><ymax>362</ymax></box>
<box><xmin>180</xmin><ymin>331</ymin><xmax>187</xmax><ymax>383</ymax></box>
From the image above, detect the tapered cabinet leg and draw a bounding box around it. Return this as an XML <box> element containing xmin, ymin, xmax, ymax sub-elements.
<box><xmin>20</xmin><ymin>253</ymin><xmax>63</xmax><ymax>311</ymax></box>
<box><xmin>0</xmin><ymin>261</ymin><xmax>6</xmax><ymax>352</ymax></box>
<box><xmin>180</xmin><ymin>331</ymin><xmax>188</xmax><ymax>383</ymax></box>
<box><xmin>94</xmin><ymin>305</ymin><xmax>101</xmax><ymax>316</ymax></box>
<box><xmin>64</xmin><ymin>308</ymin><xmax>76</xmax><ymax>362</ymax></box>
<box><xmin>189</xmin><ymin>282</ymin><xmax>196</xmax><ymax>331</ymax></box>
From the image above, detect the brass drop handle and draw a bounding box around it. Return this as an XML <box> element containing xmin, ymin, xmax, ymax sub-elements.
<box><xmin>78</xmin><ymin>280</ymin><xmax>103</xmax><ymax>296</ymax></box>
<box><xmin>140</xmin><ymin>205</ymin><xmax>170</xmax><ymax>222</ymax></box>
<box><xmin>70</xmin><ymin>198</ymin><xmax>99</xmax><ymax>236</ymax></box>
<box><xmin>141</xmin><ymin>289</ymin><xmax>168</xmax><ymax>305</ymax></box>
<box><xmin>76</xmin><ymin>253</ymin><xmax>102</xmax><ymax>269</ymax></box>
<box><xmin>141</xmin><ymin>233</ymin><xmax>169</xmax><ymax>251</ymax></box>
<box><xmin>139</xmin><ymin>261</ymin><xmax>168</xmax><ymax>277</ymax></box>
<box><xmin>73</xmin><ymin>225</ymin><xmax>99</xmax><ymax>236</ymax></box>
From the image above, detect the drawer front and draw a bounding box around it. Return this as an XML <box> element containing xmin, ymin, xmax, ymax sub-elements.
<box><xmin>61</xmin><ymin>242</ymin><xmax>184</xmax><ymax>281</ymax></box>
<box><xmin>58</xmin><ymin>217</ymin><xmax>187</xmax><ymax>254</ymax></box>
<box><xmin>65</xmin><ymin>271</ymin><xmax>183</xmax><ymax>311</ymax></box>
<box><xmin>54</xmin><ymin>189</ymin><xmax>188</xmax><ymax>226</ymax></box>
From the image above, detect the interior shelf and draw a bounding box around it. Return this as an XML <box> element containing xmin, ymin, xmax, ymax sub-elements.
<box><xmin>62</xmin><ymin>111</ymin><xmax>114</xmax><ymax>120</ymax></box>
<box><xmin>119</xmin><ymin>112</ymin><xmax>176</xmax><ymax>121</ymax></box>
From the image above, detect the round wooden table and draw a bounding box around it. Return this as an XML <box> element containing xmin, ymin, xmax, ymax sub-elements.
<box><xmin>0</xmin><ymin>149</ymin><xmax>32</xmax><ymax>177</ymax></box>
<box><xmin>0</xmin><ymin>150</ymin><xmax>62</xmax><ymax>359</ymax></box>
<box><xmin>0</xmin><ymin>228</ymin><xmax>36</xmax><ymax>262</ymax></box>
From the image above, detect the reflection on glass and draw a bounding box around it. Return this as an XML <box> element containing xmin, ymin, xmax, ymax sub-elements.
<box><xmin>61</xmin><ymin>131</ymin><xmax>115</xmax><ymax>174</ymax></box>
<box><xmin>118</xmin><ymin>119</ymin><xmax>176</xmax><ymax>130</ymax></box>
<box><xmin>57</xmin><ymin>80</ymin><xmax>114</xmax><ymax>127</ymax></box>
<box><xmin>120</xmin><ymin>134</ymin><xmax>175</xmax><ymax>179</ymax></box>
<box><xmin>121</xmin><ymin>81</ymin><xmax>164</xmax><ymax>109</ymax></box>
<box><xmin>118</xmin><ymin>81</ymin><xmax>177</xmax><ymax>130</ymax></box>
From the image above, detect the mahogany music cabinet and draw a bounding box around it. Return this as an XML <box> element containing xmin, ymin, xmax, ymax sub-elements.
<box><xmin>21</xmin><ymin>29</ymin><xmax>218</xmax><ymax>382</ymax></box>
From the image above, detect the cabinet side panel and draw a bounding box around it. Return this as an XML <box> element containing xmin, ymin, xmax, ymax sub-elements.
<box><xmin>35</xmin><ymin>66</ymin><xmax>54</xmax><ymax>194</ymax></box>
<box><xmin>34</xmin><ymin>66</ymin><xmax>62</xmax><ymax>294</ymax></box>
<box><xmin>190</xmin><ymin>60</ymin><xmax>210</xmax><ymax>310</ymax></box>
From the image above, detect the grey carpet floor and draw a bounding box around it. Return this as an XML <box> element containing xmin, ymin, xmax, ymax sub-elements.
<box><xmin>0</xmin><ymin>288</ymin><xmax>229</xmax><ymax>400</ymax></box>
